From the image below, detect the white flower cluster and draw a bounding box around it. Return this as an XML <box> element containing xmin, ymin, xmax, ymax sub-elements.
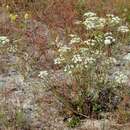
<box><xmin>84</xmin><ymin>57</ymin><xmax>95</xmax><ymax>68</ymax></box>
<box><xmin>69</xmin><ymin>34</ymin><xmax>81</xmax><ymax>44</ymax></box>
<box><xmin>117</xmin><ymin>25</ymin><xmax>129</xmax><ymax>33</ymax></box>
<box><xmin>83</xmin><ymin>12</ymin><xmax>106</xmax><ymax>30</ymax></box>
<box><xmin>104</xmin><ymin>32</ymin><xmax>115</xmax><ymax>45</ymax></box>
<box><xmin>82</xmin><ymin>12</ymin><xmax>122</xmax><ymax>30</ymax></box>
<box><xmin>54</xmin><ymin>57</ymin><xmax>64</xmax><ymax>64</ymax></box>
<box><xmin>58</xmin><ymin>45</ymin><xmax>71</xmax><ymax>53</ymax></box>
<box><xmin>84</xmin><ymin>39</ymin><xmax>96</xmax><ymax>46</ymax></box>
<box><xmin>38</xmin><ymin>70</ymin><xmax>48</xmax><ymax>78</ymax></box>
<box><xmin>0</xmin><ymin>36</ymin><xmax>9</xmax><ymax>45</ymax></box>
<box><xmin>106</xmin><ymin>14</ymin><xmax>121</xmax><ymax>26</ymax></box>
<box><xmin>72</xmin><ymin>54</ymin><xmax>82</xmax><ymax>63</ymax></box>
<box><xmin>114</xmin><ymin>71</ymin><xmax>128</xmax><ymax>84</ymax></box>
<box><xmin>83</xmin><ymin>12</ymin><xmax>96</xmax><ymax>18</ymax></box>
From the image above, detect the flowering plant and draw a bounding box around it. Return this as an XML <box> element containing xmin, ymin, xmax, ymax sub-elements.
<box><xmin>54</xmin><ymin>12</ymin><xmax>130</xmax><ymax>117</ymax></box>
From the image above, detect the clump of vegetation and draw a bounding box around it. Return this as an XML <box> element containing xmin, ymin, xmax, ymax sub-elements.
<box><xmin>67</xmin><ymin>116</ymin><xmax>81</xmax><ymax>128</ymax></box>
<box><xmin>53</xmin><ymin>11</ymin><xmax>130</xmax><ymax>120</ymax></box>
<box><xmin>0</xmin><ymin>107</ymin><xmax>31</xmax><ymax>130</ymax></box>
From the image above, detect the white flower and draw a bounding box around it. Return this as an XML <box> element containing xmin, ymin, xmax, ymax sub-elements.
<box><xmin>70</xmin><ymin>37</ymin><xmax>81</xmax><ymax>44</ymax></box>
<box><xmin>83</xmin><ymin>18</ymin><xmax>96</xmax><ymax>30</ymax></box>
<box><xmin>104</xmin><ymin>39</ymin><xmax>111</xmax><ymax>45</ymax></box>
<box><xmin>0</xmin><ymin>36</ymin><xmax>9</xmax><ymax>45</ymax></box>
<box><xmin>104</xmin><ymin>32</ymin><xmax>113</xmax><ymax>37</ymax></box>
<box><xmin>106</xmin><ymin>14</ymin><xmax>121</xmax><ymax>26</ymax></box>
<box><xmin>97</xmin><ymin>18</ymin><xmax>106</xmax><ymax>28</ymax></box>
<box><xmin>104</xmin><ymin>32</ymin><xmax>115</xmax><ymax>45</ymax></box>
<box><xmin>72</xmin><ymin>54</ymin><xmax>82</xmax><ymax>63</ymax></box>
<box><xmin>84</xmin><ymin>57</ymin><xmax>95</xmax><ymax>65</ymax></box>
<box><xmin>106</xmin><ymin>14</ymin><xmax>114</xmax><ymax>17</ymax></box>
<box><xmin>83</xmin><ymin>12</ymin><xmax>96</xmax><ymax>18</ymax></box>
<box><xmin>58</xmin><ymin>45</ymin><xmax>71</xmax><ymax>53</ymax></box>
<box><xmin>69</xmin><ymin>34</ymin><xmax>77</xmax><ymax>38</ymax></box>
<box><xmin>117</xmin><ymin>25</ymin><xmax>129</xmax><ymax>33</ymax></box>
<box><xmin>38</xmin><ymin>71</ymin><xmax>48</xmax><ymax>78</ymax></box>
<box><xmin>83</xmin><ymin>16</ymin><xmax>106</xmax><ymax>30</ymax></box>
<box><xmin>83</xmin><ymin>12</ymin><xmax>106</xmax><ymax>30</ymax></box>
<box><xmin>54</xmin><ymin>57</ymin><xmax>64</xmax><ymax>64</ymax></box>
<box><xmin>84</xmin><ymin>39</ymin><xmax>96</xmax><ymax>46</ymax></box>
